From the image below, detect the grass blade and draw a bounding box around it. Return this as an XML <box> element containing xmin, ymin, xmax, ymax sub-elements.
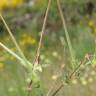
<box><xmin>0</xmin><ymin>13</ymin><xmax>29</xmax><ymax>66</ymax></box>
<box><xmin>0</xmin><ymin>42</ymin><xmax>26</xmax><ymax>67</ymax></box>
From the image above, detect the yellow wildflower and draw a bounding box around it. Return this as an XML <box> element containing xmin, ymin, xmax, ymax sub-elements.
<box><xmin>20</xmin><ymin>34</ymin><xmax>37</xmax><ymax>46</ymax></box>
<box><xmin>0</xmin><ymin>0</ymin><xmax>9</xmax><ymax>10</ymax></box>
<box><xmin>10</xmin><ymin>0</ymin><xmax>23</xmax><ymax>8</ymax></box>
<box><xmin>27</xmin><ymin>36</ymin><xmax>36</xmax><ymax>45</ymax></box>
<box><xmin>0</xmin><ymin>0</ymin><xmax>24</xmax><ymax>10</ymax></box>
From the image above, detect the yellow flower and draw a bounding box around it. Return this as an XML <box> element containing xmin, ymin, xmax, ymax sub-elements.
<box><xmin>20</xmin><ymin>34</ymin><xmax>37</xmax><ymax>46</ymax></box>
<box><xmin>10</xmin><ymin>0</ymin><xmax>23</xmax><ymax>8</ymax></box>
<box><xmin>27</xmin><ymin>36</ymin><xmax>36</xmax><ymax>45</ymax></box>
<box><xmin>0</xmin><ymin>0</ymin><xmax>9</xmax><ymax>10</ymax></box>
<box><xmin>0</xmin><ymin>0</ymin><xmax>24</xmax><ymax>10</ymax></box>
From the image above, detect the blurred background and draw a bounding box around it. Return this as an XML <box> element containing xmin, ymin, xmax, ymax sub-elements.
<box><xmin>0</xmin><ymin>0</ymin><xmax>96</xmax><ymax>96</ymax></box>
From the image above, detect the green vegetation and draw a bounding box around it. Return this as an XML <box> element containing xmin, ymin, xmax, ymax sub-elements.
<box><xmin>0</xmin><ymin>0</ymin><xmax>96</xmax><ymax>96</ymax></box>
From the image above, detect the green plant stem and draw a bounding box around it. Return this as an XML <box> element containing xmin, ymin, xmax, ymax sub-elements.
<box><xmin>69</xmin><ymin>57</ymin><xmax>87</xmax><ymax>79</ymax></box>
<box><xmin>50</xmin><ymin>54</ymin><xmax>87</xmax><ymax>96</ymax></box>
<box><xmin>0</xmin><ymin>13</ymin><xmax>31</xmax><ymax>67</ymax></box>
<box><xmin>57</xmin><ymin>0</ymin><xmax>76</xmax><ymax>69</ymax></box>
<box><xmin>34</xmin><ymin>0</ymin><xmax>52</xmax><ymax>66</ymax></box>
<box><xmin>0</xmin><ymin>42</ymin><xmax>26</xmax><ymax>67</ymax></box>
<box><xmin>51</xmin><ymin>83</ymin><xmax>64</xmax><ymax>96</ymax></box>
<box><xmin>46</xmin><ymin>81</ymin><xmax>57</xmax><ymax>96</ymax></box>
<box><xmin>92</xmin><ymin>40</ymin><xmax>96</xmax><ymax>63</ymax></box>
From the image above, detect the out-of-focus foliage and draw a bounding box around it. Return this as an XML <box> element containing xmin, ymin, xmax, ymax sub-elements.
<box><xmin>33</xmin><ymin>0</ymin><xmax>48</xmax><ymax>11</ymax></box>
<box><xmin>0</xmin><ymin>0</ymin><xmax>96</xmax><ymax>96</ymax></box>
